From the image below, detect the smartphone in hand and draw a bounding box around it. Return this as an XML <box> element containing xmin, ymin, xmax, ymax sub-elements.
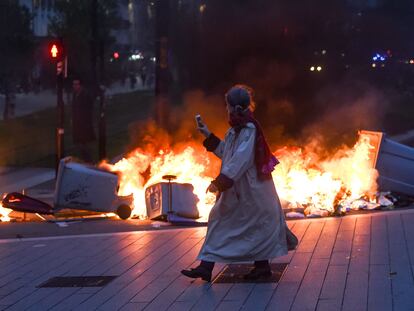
<box><xmin>195</xmin><ymin>114</ymin><xmax>203</xmax><ymax>127</ymax></box>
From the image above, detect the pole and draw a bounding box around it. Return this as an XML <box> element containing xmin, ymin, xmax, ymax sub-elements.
<box><xmin>98</xmin><ymin>40</ymin><xmax>106</xmax><ymax>160</ymax></box>
<box><xmin>91</xmin><ymin>0</ymin><xmax>106</xmax><ymax>160</ymax></box>
<box><xmin>90</xmin><ymin>0</ymin><xmax>98</xmax><ymax>92</ymax></box>
<box><xmin>90</xmin><ymin>0</ymin><xmax>99</xmax><ymax>161</ymax></box>
<box><xmin>56</xmin><ymin>62</ymin><xmax>64</xmax><ymax>175</ymax></box>
<box><xmin>98</xmin><ymin>85</ymin><xmax>106</xmax><ymax>160</ymax></box>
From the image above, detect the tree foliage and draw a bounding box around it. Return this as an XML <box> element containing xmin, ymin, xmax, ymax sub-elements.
<box><xmin>0</xmin><ymin>0</ymin><xmax>33</xmax><ymax>94</ymax></box>
<box><xmin>49</xmin><ymin>0</ymin><xmax>122</xmax><ymax>85</ymax></box>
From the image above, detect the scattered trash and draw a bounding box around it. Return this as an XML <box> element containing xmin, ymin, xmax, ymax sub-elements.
<box><xmin>303</xmin><ymin>203</ymin><xmax>330</xmax><ymax>218</ymax></box>
<box><xmin>286</xmin><ymin>212</ymin><xmax>305</xmax><ymax>219</ymax></box>
<box><xmin>307</xmin><ymin>210</ymin><xmax>329</xmax><ymax>218</ymax></box>
<box><xmin>283</xmin><ymin>190</ymin><xmax>412</xmax><ymax>219</ymax></box>
<box><xmin>55</xmin><ymin>222</ymin><xmax>69</xmax><ymax>227</ymax></box>
<box><xmin>378</xmin><ymin>195</ymin><xmax>394</xmax><ymax>207</ymax></box>
<box><xmin>365</xmin><ymin>202</ymin><xmax>380</xmax><ymax>210</ymax></box>
<box><xmin>351</xmin><ymin>199</ymin><xmax>368</xmax><ymax>210</ymax></box>
<box><xmin>151</xmin><ymin>221</ymin><xmax>171</xmax><ymax>228</ymax></box>
<box><xmin>287</xmin><ymin>202</ymin><xmax>305</xmax><ymax>214</ymax></box>
<box><xmin>35</xmin><ymin>213</ymin><xmax>47</xmax><ymax>221</ymax></box>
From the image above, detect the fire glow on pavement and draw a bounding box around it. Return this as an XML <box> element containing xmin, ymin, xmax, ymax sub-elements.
<box><xmin>0</xmin><ymin>201</ymin><xmax>12</xmax><ymax>222</ymax></box>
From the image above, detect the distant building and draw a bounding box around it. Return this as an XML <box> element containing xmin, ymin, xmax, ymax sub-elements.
<box><xmin>124</xmin><ymin>0</ymin><xmax>155</xmax><ymax>52</ymax></box>
<box><xmin>347</xmin><ymin>0</ymin><xmax>414</xmax><ymax>10</ymax></box>
<box><xmin>346</xmin><ymin>0</ymin><xmax>383</xmax><ymax>9</ymax></box>
<box><xmin>18</xmin><ymin>0</ymin><xmax>56</xmax><ymax>37</ymax></box>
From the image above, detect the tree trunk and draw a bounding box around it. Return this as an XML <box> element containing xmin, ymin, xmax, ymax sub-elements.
<box><xmin>155</xmin><ymin>0</ymin><xmax>170</xmax><ymax>129</ymax></box>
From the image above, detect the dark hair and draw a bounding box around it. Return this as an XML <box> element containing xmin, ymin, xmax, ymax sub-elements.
<box><xmin>225</xmin><ymin>84</ymin><xmax>256</xmax><ymax>112</ymax></box>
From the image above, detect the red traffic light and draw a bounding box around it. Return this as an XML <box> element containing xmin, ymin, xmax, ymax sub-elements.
<box><xmin>50</xmin><ymin>44</ymin><xmax>59</xmax><ymax>58</ymax></box>
<box><xmin>49</xmin><ymin>42</ymin><xmax>64</xmax><ymax>59</ymax></box>
<box><xmin>113</xmin><ymin>52</ymin><xmax>119</xmax><ymax>59</ymax></box>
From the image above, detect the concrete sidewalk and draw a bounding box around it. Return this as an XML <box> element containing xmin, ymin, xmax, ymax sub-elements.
<box><xmin>0</xmin><ymin>209</ymin><xmax>413</xmax><ymax>310</ymax></box>
<box><xmin>0</xmin><ymin>167</ymin><xmax>55</xmax><ymax>196</ymax></box>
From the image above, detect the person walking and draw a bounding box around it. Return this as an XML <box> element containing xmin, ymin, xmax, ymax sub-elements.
<box><xmin>181</xmin><ymin>85</ymin><xmax>297</xmax><ymax>282</ymax></box>
<box><xmin>129</xmin><ymin>72</ymin><xmax>137</xmax><ymax>89</ymax></box>
<box><xmin>71</xmin><ymin>78</ymin><xmax>96</xmax><ymax>162</ymax></box>
<box><xmin>140</xmin><ymin>66</ymin><xmax>147</xmax><ymax>87</ymax></box>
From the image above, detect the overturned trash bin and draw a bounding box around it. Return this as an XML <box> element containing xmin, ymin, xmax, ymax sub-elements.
<box><xmin>361</xmin><ymin>130</ymin><xmax>414</xmax><ymax>196</ymax></box>
<box><xmin>54</xmin><ymin>158</ymin><xmax>134</xmax><ymax>219</ymax></box>
<box><xmin>145</xmin><ymin>181</ymin><xmax>199</xmax><ymax>221</ymax></box>
<box><xmin>2</xmin><ymin>158</ymin><xmax>133</xmax><ymax>219</ymax></box>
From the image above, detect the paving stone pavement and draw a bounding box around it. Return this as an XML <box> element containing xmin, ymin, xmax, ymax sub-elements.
<box><xmin>0</xmin><ymin>209</ymin><xmax>414</xmax><ymax>310</ymax></box>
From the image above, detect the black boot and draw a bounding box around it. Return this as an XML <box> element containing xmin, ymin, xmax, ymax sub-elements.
<box><xmin>181</xmin><ymin>261</ymin><xmax>214</xmax><ymax>282</ymax></box>
<box><xmin>244</xmin><ymin>260</ymin><xmax>272</xmax><ymax>280</ymax></box>
<box><xmin>286</xmin><ymin>227</ymin><xmax>298</xmax><ymax>251</ymax></box>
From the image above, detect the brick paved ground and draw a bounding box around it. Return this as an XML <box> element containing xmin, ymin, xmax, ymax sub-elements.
<box><xmin>0</xmin><ymin>209</ymin><xmax>414</xmax><ymax>311</ymax></box>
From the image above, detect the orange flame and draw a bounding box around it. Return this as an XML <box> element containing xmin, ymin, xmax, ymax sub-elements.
<box><xmin>0</xmin><ymin>201</ymin><xmax>12</xmax><ymax>222</ymax></box>
<box><xmin>273</xmin><ymin>133</ymin><xmax>378</xmax><ymax>215</ymax></box>
<box><xmin>103</xmin><ymin>133</ymin><xmax>378</xmax><ymax>219</ymax></box>
<box><xmin>101</xmin><ymin>143</ymin><xmax>217</xmax><ymax>220</ymax></box>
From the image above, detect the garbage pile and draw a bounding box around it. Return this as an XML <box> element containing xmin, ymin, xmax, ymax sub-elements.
<box><xmin>284</xmin><ymin>191</ymin><xmax>414</xmax><ymax>219</ymax></box>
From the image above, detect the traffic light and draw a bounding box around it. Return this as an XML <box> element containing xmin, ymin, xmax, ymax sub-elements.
<box><xmin>48</xmin><ymin>40</ymin><xmax>66</xmax><ymax>173</ymax></box>
<box><xmin>51</xmin><ymin>44</ymin><xmax>59</xmax><ymax>58</ymax></box>
<box><xmin>48</xmin><ymin>41</ymin><xmax>67</xmax><ymax>77</ymax></box>
<box><xmin>113</xmin><ymin>52</ymin><xmax>119</xmax><ymax>59</ymax></box>
<box><xmin>48</xmin><ymin>41</ymin><xmax>64</xmax><ymax>60</ymax></box>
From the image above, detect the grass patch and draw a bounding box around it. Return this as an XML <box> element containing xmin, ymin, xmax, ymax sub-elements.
<box><xmin>0</xmin><ymin>90</ymin><xmax>154</xmax><ymax>167</ymax></box>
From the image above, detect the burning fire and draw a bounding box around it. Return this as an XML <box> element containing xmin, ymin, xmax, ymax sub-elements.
<box><xmin>103</xmin><ymin>132</ymin><xmax>378</xmax><ymax>219</ymax></box>
<box><xmin>0</xmin><ymin>201</ymin><xmax>12</xmax><ymax>222</ymax></box>
<box><xmin>101</xmin><ymin>142</ymin><xmax>217</xmax><ymax>220</ymax></box>
<box><xmin>272</xmin><ymin>133</ymin><xmax>378</xmax><ymax>215</ymax></box>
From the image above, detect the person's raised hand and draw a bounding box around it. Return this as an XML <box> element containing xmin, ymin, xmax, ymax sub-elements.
<box><xmin>196</xmin><ymin>115</ymin><xmax>211</xmax><ymax>138</ymax></box>
<box><xmin>206</xmin><ymin>183</ymin><xmax>218</xmax><ymax>193</ymax></box>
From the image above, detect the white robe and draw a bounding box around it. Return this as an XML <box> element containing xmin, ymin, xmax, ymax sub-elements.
<box><xmin>198</xmin><ymin>123</ymin><xmax>288</xmax><ymax>263</ymax></box>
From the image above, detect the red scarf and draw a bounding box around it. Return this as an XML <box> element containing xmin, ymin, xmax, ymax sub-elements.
<box><xmin>229</xmin><ymin>110</ymin><xmax>279</xmax><ymax>180</ymax></box>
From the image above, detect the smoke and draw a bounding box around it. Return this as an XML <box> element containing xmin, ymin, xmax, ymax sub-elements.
<box><xmin>126</xmin><ymin>78</ymin><xmax>390</xmax><ymax>160</ymax></box>
<box><xmin>124</xmin><ymin>0</ymin><xmax>405</xmax><ymax>156</ymax></box>
<box><xmin>125</xmin><ymin>90</ymin><xmax>229</xmax><ymax>176</ymax></box>
<box><xmin>127</xmin><ymin>90</ymin><xmax>227</xmax><ymax>152</ymax></box>
<box><xmin>301</xmin><ymin>78</ymin><xmax>390</xmax><ymax>150</ymax></box>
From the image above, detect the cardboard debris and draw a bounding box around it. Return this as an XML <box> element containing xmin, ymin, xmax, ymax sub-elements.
<box><xmin>378</xmin><ymin>195</ymin><xmax>394</xmax><ymax>207</ymax></box>
<box><xmin>307</xmin><ymin>210</ymin><xmax>329</xmax><ymax>218</ymax></box>
<box><xmin>286</xmin><ymin>211</ymin><xmax>305</xmax><ymax>219</ymax></box>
